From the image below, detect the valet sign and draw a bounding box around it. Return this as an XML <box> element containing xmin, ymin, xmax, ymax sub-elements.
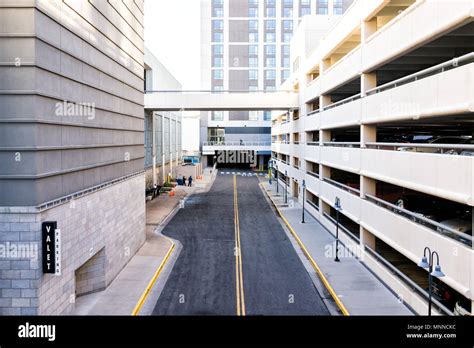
<box><xmin>42</xmin><ymin>222</ymin><xmax>61</xmax><ymax>276</ymax></box>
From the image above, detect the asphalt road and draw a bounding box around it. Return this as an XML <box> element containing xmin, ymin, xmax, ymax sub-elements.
<box><xmin>152</xmin><ymin>171</ymin><xmax>329</xmax><ymax>315</ymax></box>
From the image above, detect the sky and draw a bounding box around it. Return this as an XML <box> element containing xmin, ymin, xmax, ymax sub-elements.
<box><xmin>144</xmin><ymin>1</ymin><xmax>202</xmax><ymax>151</ymax></box>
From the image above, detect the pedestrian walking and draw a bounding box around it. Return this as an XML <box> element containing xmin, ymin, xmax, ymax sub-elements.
<box><xmin>188</xmin><ymin>176</ymin><xmax>193</xmax><ymax>187</ymax></box>
<box><xmin>182</xmin><ymin>176</ymin><xmax>187</xmax><ymax>186</ymax></box>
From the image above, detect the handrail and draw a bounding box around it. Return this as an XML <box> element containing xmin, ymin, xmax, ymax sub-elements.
<box><xmin>365</xmin><ymin>142</ymin><xmax>474</xmax><ymax>151</ymax></box>
<box><xmin>306</xmin><ymin>141</ymin><xmax>319</xmax><ymax>146</ymax></box>
<box><xmin>306</xmin><ymin>171</ymin><xmax>319</xmax><ymax>178</ymax></box>
<box><xmin>364</xmin><ymin>245</ymin><xmax>454</xmax><ymax>316</ymax></box>
<box><xmin>323</xmin><ymin>93</ymin><xmax>361</xmax><ymax>111</ymax></box>
<box><xmin>145</xmin><ymin>89</ymin><xmax>297</xmax><ymax>94</ymax></box>
<box><xmin>307</xmin><ymin>108</ymin><xmax>320</xmax><ymax>116</ymax></box>
<box><xmin>366</xmin><ymin>52</ymin><xmax>474</xmax><ymax>96</ymax></box>
<box><xmin>323</xmin><ymin>177</ymin><xmax>360</xmax><ymax>195</ymax></box>
<box><xmin>204</xmin><ymin>141</ymin><xmax>271</xmax><ymax>146</ymax></box>
<box><xmin>306</xmin><ymin>199</ymin><xmax>319</xmax><ymax>211</ymax></box>
<box><xmin>323</xmin><ymin>142</ymin><xmax>361</xmax><ymax>148</ymax></box>
<box><xmin>323</xmin><ymin>212</ymin><xmax>360</xmax><ymax>243</ymax></box>
<box><xmin>365</xmin><ymin>194</ymin><xmax>472</xmax><ymax>246</ymax></box>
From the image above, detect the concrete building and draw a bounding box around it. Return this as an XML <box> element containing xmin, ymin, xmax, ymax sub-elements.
<box><xmin>199</xmin><ymin>0</ymin><xmax>353</xmax><ymax>168</ymax></box>
<box><xmin>0</xmin><ymin>0</ymin><xmax>146</xmax><ymax>315</ymax></box>
<box><xmin>144</xmin><ymin>48</ymin><xmax>182</xmax><ymax>187</ymax></box>
<box><xmin>272</xmin><ymin>0</ymin><xmax>474</xmax><ymax>314</ymax></box>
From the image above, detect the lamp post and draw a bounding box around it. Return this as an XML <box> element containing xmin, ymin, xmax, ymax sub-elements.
<box><xmin>269</xmin><ymin>161</ymin><xmax>272</xmax><ymax>185</ymax></box>
<box><xmin>275</xmin><ymin>163</ymin><xmax>279</xmax><ymax>196</ymax></box>
<box><xmin>418</xmin><ymin>247</ymin><xmax>445</xmax><ymax>316</ymax></box>
<box><xmin>301</xmin><ymin>180</ymin><xmax>306</xmax><ymax>223</ymax></box>
<box><xmin>334</xmin><ymin>197</ymin><xmax>341</xmax><ymax>262</ymax></box>
<box><xmin>284</xmin><ymin>170</ymin><xmax>288</xmax><ymax>204</ymax></box>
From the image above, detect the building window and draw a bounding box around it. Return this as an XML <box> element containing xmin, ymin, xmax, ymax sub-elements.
<box><xmin>282</xmin><ymin>45</ymin><xmax>290</xmax><ymax>56</ymax></box>
<box><xmin>249</xmin><ymin>57</ymin><xmax>259</xmax><ymax>68</ymax></box>
<box><xmin>249</xmin><ymin>45</ymin><xmax>258</xmax><ymax>56</ymax></box>
<box><xmin>265</xmin><ymin>20</ymin><xmax>276</xmax><ymax>30</ymax></box>
<box><xmin>212</xmin><ymin>85</ymin><xmax>224</xmax><ymax>92</ymax></box>
<box><xmin>212</xmin><ymin>0</ymin><xmax>223</xmax><ymax>5</ymax></box>
<box><xmin>283</xmin><ymin>32</ymin><xmax>293</xmax><ymax>43</ymax></box>
<box><xmin>300</xmin><ymin>6</ymin><xmax>311</xmax><ymax>16</ymax></box>
<box><xmin>283</xmin><ymin>7</ymin><xmax>293</xmax><ymax>17</ymax></box>
<box><xmin>249</xmin><ymin>32</ymin><xmax>259</xmax><ymax>43</ymax></box>
<box><xmin>265</xmin><ymin>7</ymin><xmax>276</xmax><ymax>17</ymax></box>
<box><xmin>282</xmin><ymin>20</ymin><xmax>293</xmax><ymax>31</ymax></box>
<box><xmin>212</xmin><ymin>20</ymin><xmax>223</xmax><ymax>30</ymax></box>
<box><xmin>263</xmin><ymin>111</ymin><xmax>272</xmax><ymax>121</ymax></box>
<box><xmin>283</xmin><ymin>0</ymin><xmax>293</xmax><ymax>6</ymax></box>
<box><xmin>211</xmin><ymin>111</ymin><xmax>224</xmax><ymax>121</ymax></box>
<box><xmin>265</xmin><ymin>57</ymin><xmax>276</xmax><ymax>67</ymax></box>
<box><xmin>334</xmin><ymin>0</ymin><xmax>343</xmax><ymax>14</ymax></box>
<box><xmin>300</xmin><ymin>0</ymin><xmax>311</xmax><ymax>5</ymax></box>
<box><xmin>213</xmin><ymin>69</ymin><xmax>224</xmax><ymax>80</ymax></box>
<box><xmin>265</xmin><ymin>32</ymin><xmax>276</xmax><ymax>42</ymax></box>
<box><xmin>248</xmin><ymin>7</ymin><xmax>259</xmax><ymax>17</ymax></box>
<box><xmin>249</xmin><ymin>111</ymin><xmax>259</xmax><ymax>121</ymax></box>
<box><xmin>213</xmin><ymin>57</ymin><xmax>223</xmax><ymax>67</ymax></box>
<box><xmin>248</xmin><ymin>20</ymin><xmax>258</xmax><ymax>31</ymax></box>
<box><xmin>212</xmin><ymin>32</ymin><xmax>223</xmax><ymax>42</ymax></box>
<box><xmin>265</xmin><ymin>85</ymin><xmax>276</xmax><ymax>91</ymax></box>
<box><xmin>248</xmin><ymin>0</ymin><xmax>259</xmax><ymax>6</ymax></box>
<box><xmin>282</xmin><ymin>57</ymin><xmax>290</xmax><ymax>68</ymax></box>
<box><xmin>265</xmin><ymin>69</ymin><xmax>276</xmax><ymax>80</ymax></box>
<box><xmin>317</xmin><ymin>0</ymin><xmax>328</xmax><ymax>14</ymax></box>
<box><xmin>266</xmin><ymin>0</ymin><xmax>276</xmax><ymax>5</ymax></box>
<box><xmin>282</xmin><ymin>69</ymin><xmax>290</xmax><ymax>81</ymax></box>
<box><xmin>265</xmin><ymin>45</ymin><xmax>276</xmax><ymax>55</ymax></box>
<box><xmin>249</xmin><ymin>69</ymin><xmax>258</xmax><ymax>80</ymax></box>
<box><xmin>212</xmin><ymin>7</ymin><xmax>223</xmax><ymax>17</ymax></box>
<box><xmin>249</xmin><ymin>85</ymin><xmax>259</xmax><ymax>92</ymax></box>
<box><xmin>213</xmin><ymin>45</ymin><xmax>224</xmax><ymax>55</ymax></box>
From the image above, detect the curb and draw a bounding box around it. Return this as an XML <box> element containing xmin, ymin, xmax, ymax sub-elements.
<box><xmin>132</xmin><ymin>242</ymin><xmax>176</xmax><ymax>316</ymax></box>
<box><xmin>260</xmin><ymin>182</ymin><xmax>350</xmax><ymax>316</ymax></box>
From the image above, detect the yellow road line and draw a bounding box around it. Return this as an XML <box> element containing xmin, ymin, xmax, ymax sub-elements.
<box><xmin>132</xmin><ymin>242</ymin><xmax>175</xmax><ymax>316</ymax></box>
<box><xmin>260</xmin><ymin>183</ymin><xmax>350</xmax><ymax>316</ymax></box>
<box><xmin>233</xmin><ymin>175</ymin><xmax>246</xmax><ymax>316</ymax></box>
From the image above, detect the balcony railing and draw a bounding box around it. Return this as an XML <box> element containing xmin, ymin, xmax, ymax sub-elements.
<box><xmin>365</xmin><ymin>142</ymin><xmax>474</xmax><ymax>156</ymax></box>
<box><xmin>323</xmin><ymin>212</ymin><xmax>360</xmax><ymax>243</ymax></box>
<box><xmin>366</xmin><ymin>52</ymin><xmax>474</xmax><ymax>96</ymax></box>
<box><xmin>323</xmin><ymin>177</ymin><xmax>360</xmax><ymax>196</ymax></box>
<box><xmin>307</xmin><ymin>108</ymin><xmax>320</xmax><ymax>116</ymax></box>
<box><xmin>306</xmin><ymin>199</ymin><xmax>319</xmax><ymax>211</ymax></box>
<box><xmin>204</xmin><ymin>141</ymin><xmax>271</xmax><ymax>146</ymax></box>
<box><xmin>323</xmin><ymin>93</ymin><xmax>362</xmax><ymax>111</ymax></box>
<box><xmin>306</xmin><ymin>141</ymin><xmax>320</xmax><ymax>146</ymax></box>
<box><xmin>306</xmin><ymin>171</ymin><xmax>319</xmax><ymax>178</ymax></box>
<box><xmin>323</xmin><ymin>142</ymin><xmax>361</xmax><ymax>148</ymax></box>
<box><xmin>365</xmin><ymin>194</ymin><xmax>472</xmax><ymax>248</ymax></box>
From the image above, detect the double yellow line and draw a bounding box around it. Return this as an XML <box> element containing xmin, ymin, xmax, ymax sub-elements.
<box><xmin>233</xmin><ymin>175</ymin><xmax>246</xmax><ymax>316</ymax></box>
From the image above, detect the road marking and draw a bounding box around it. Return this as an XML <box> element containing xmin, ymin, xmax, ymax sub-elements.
<box><xmin>260</xmin><ymin>183</ymin><xmax>350</xmax><ymax>316</ymax></box>
<box><xmin>233</xmin><ymin>175</ymin><xmax>246</xmax><ymax>316</ymax></box>
<box><xmin>132</xmin><ymin>242</ymin><xmax>175</xmax><ymax>315</ymax></box>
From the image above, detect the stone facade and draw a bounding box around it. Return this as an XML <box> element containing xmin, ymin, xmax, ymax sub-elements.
<box><xmin>0</xmin><ymin>174</ymin><xmax>145</xmax><ymax>315</ymax></box>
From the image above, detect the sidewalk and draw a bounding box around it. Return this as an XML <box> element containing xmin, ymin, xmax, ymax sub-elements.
<box><xmin>260</xmin><ymin>179</ymin><xmax>413</xmax><ymax>315</ymax></box>
<box><xmin>73</xmin><ymin>170</ymin><xmax>216</xmax><ymax>315</ymax></box>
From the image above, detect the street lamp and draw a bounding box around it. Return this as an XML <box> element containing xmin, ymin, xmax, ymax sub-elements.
<box><xmin>418</xmin><ymin>247</ymin><xmax>445</xmax><ymax>316</ymax></box>
<box><xmin>334</xmin><ymin>197</ymin><xmax>342</xmax><ymax>262</ymax></box>
<box><xmin>301</xmin><ymin>180</ymin><xmax>306</xmax><ymax>223</ymax></box>
<box><xmin>269</xmin><ymin>161</ymin><xmax>272</xmax><ymax>185</ymax></box>
<box><xmin>284</xmin><ymin>170</ymin><xmax>288</xmax><ymax>204</ymax></box>
<box><xmin>275</xmin><ymin>163</ymin><xmax>279</xmax><ymax>196</ymax></box>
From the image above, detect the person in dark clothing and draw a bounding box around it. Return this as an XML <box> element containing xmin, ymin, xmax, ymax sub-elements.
<box><xmin>188</xmin><ymin>176</ymin><xmax>193</xmax><ymax>187</ymax></box>
<box><xmin>182</xmin><ymin>176</ymin><xmax>187</xmax><ymax>186</ymax></box>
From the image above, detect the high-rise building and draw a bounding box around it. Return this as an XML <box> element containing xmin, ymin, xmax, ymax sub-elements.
<box><xmin>200</xmin><ymin>0</ymin><xmax>353</xmax><ymax>168</ymax></box>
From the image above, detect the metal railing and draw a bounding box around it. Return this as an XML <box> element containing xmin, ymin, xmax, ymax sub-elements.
<box><xmin>323</xmin><ymin>177</ymin><xmax>360</xmax><ymax>196</ymax></box>
<box><xmin>323</xmin><ymin>142</ymin><xmax>361</xmax><ymax>148</ymax></box>
<box><xmin>365</xmin><ymin>194</ymin><xmax>472</xmax><ymax>247</ymax></box>
<box><xmin>365</xmin><ymin>142</ymin><xmax>474</xmax><ymax>155</ymax></box>
<box><xmin>306</xmin><ymin>171</ymin><xmax>319</xmax><ymax>179</ymax></box>
<box><xmin>323</xmin><ymin>212</ymin><xmax>360</xmax><ymax>243</ymax></box>
<box><xmin>364</xmin><ymin>245</ymin><xmax>454</xmax><ymax>316</ymax></box>
<box><xmin>145</xmin><ymin>89</ymin><xmax>297</xmax><ymax>94</ymax></box>
<box><xmin>204</xmin><ymin>141</ymin><xmax>271</xmax><ymax>146</ymax></box>
<box><xmin>306</xmin><ymin>199</ymin><xmax>320</xmax><ymax>211</ymax></box>
<box><xmin>307</xmin><ymin>108</ymin><xmax>320</xmax><ymax>116</ymax></box>
<box><xmin>366</xmin><ymin>52</ymin><xmax>474</xmax><ymax>96</ymax></box>
<box><xmin>306</xmin><ymin>141</ymin><xmax>320</xmax><ymax>146</ymax></box>
<box><xmin>323</xmin><ymin>93</ymin><xmax>362</xmax><ymax>111</ymax></box>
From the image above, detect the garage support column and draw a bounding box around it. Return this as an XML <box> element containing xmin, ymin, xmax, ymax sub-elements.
<box><xmin>361</xmin><ymin>73</ymin><xmax>377</xmax><ymax>97</ymax></box>
<box><xmin>361</xmin><ymin>227</ymin><xmax>376</xmax><ymax>250</ymax></box>
<box><xmin>361</xmin><ymin>124</ymin><xmax>377</xmax><ymax>148</ymax></box>
<box><xmin>362</xmin><ymin>17</ymin><xmax>378</xmax><ymax>44</ymax></box>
